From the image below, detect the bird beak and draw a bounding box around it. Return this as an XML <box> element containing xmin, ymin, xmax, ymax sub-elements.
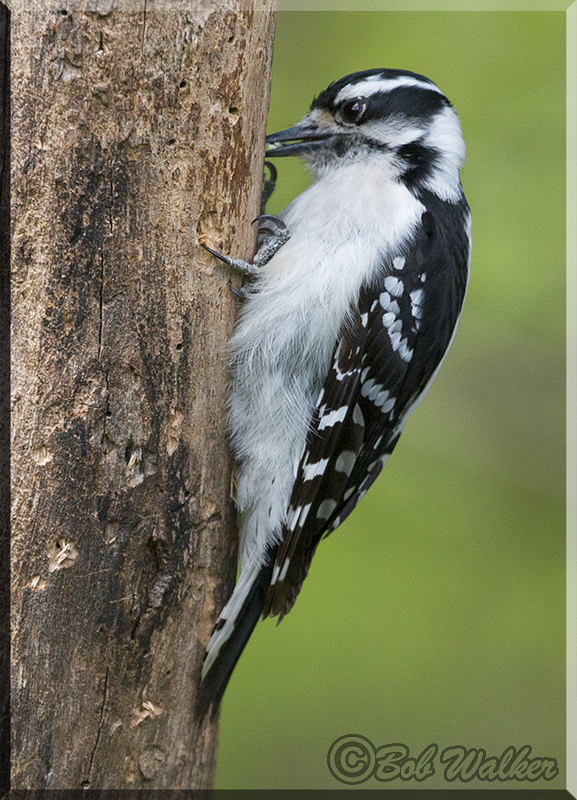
<box><xmin>266</xmin><ymin>119</ymin><xmax>332</xmax><ymax>158</ymax></box>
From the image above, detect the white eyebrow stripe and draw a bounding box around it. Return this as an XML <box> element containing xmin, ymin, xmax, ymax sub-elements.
<box><xmin>335</xmin><ymin>76</ymin><xmax>443</xmax><ymax>105</ymax></box>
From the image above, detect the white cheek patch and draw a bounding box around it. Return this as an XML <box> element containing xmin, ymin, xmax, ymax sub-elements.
<box><xmin>421</xmin><ymin>106</ymin><xmax>466</xmax><ymax>201</ymax></box>
<box><xmin>362</xmin><ymin>117</ymin><xmax>426</xmax><ymax>149</ymax></box>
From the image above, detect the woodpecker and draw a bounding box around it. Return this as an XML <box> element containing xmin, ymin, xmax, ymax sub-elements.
<box><xmin>198</xmin><ymin>68</ymin><xmax>471</xmax><ymax>714</ymax></box>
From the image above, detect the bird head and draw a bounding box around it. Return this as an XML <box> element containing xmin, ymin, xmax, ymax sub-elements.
<box><xmin>266</xmin><ymin>69</ymin><xmax>466</xmax><ymax>201</ymax></box>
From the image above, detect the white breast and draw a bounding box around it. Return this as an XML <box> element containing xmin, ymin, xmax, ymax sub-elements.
<box><xmin>228</xmin><ymin>158</ymin><xmax>425</xmax><ymax>570</ymax></box>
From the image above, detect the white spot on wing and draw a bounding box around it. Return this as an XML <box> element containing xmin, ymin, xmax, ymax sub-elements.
<box><xmin>335</xmin><ymin>450</ymin><xmax>356</xmax><ymax>475</ymax></box>
<box><xmin>362</xmin><ymin>379</ymin><xmax>389</xmax><ymax>403</ymax></box>
<box><xmin>297</xmin><ymin>503</ymin><xmax>312</xmax><ymax>528</ymax></box>
<box><xmin>318</xmin><ymin>405</ymin><xmax>348</xmax><ymax>430</ymax></box>
<box><xmin>374</xmin><ymin>390</ymin><xmax>395</xmax><ymax>412</ymax></box>
<box><xmin>384</xmin><ymin>276</ymin><xmax>404</xmax><ymax>297</ymax></box>
<box><xmin>317</xmin><ymin>499</ymin><xmax>337</xmax><ymax>520</ymax></box>
<box><xmin>380</xmin><ymin>294</ymin><xmax>400</xmax><ymax>314</ymax></box>
<box><xmin>410</xmin><ymin>288</ymin><xmax>424</xmax><ymax>329</ymax></box>
<box><xmin>289</xmin><ymin>505</ymin><xmax>302</xmax><ymax>530</ymax></box>
<box><xmin>279</xmin><ymin>558</ymin><xmax>290</xmax><ymax>582</ymax></box>
<box><xmin>398</xmin><ymin>339</ymin><xmax>413</xmax><ymax>362</ymax></box>
<box><xmin>270</xmin><ymin>563</ymin><xmax>280</xmax><ymax>585</ymax></box>
<box><xmin>410</xmin><ymin>288</ymin><xmax>424</xmax><ymax>306</ymax></box>
<box><xmin>303</xmin><ymin>458</ymin><xmax>329</xmax><ymax>481</ymax></box>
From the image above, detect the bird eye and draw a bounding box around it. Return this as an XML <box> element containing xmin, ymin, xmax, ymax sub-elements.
<box><xmin>338</xmin><ymin>98</ymin><xmax>367</xmax><ymax>124</ymax></box>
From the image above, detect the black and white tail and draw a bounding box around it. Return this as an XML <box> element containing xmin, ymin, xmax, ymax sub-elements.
<box><xmin>196</xmin><ymin>556</ymin><xmax>275</xmax><ymax>717</ymax></box>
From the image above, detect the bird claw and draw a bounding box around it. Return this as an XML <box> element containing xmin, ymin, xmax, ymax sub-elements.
<box><xmin>202</xmin><ymin>243</ymin><xmax>233</xmax><ymax>267</ymax></box>
<box><xmin>253</xmin><ymin>214</ymin><xmax>289</xmax><ymax>249</ymax></box>
<box><xmin>230</xmin><ymin>285</ymin><xmax>249</xmax><ymax>300</ymax></box>
<box><xmin>202</xmin><ymin>203</ymin><xmax>290</xmax><ymax>280</ymax></box>
<box><xmin>202</xmin><ymin>243</ymin><xmax>259</xmax><ymax>277</ymax></box>
<box><xmin>260</xmin><ymin>161</ymin><xmax>278</xmax><ymax>215</ymax></box>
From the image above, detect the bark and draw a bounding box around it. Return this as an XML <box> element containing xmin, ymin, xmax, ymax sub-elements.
<box><xmin>1</xmin><ymin>2</ymin><xmax>10</xmax><ymax>793</ymax></box>
<box><xmin>9</xmin><ymin>0</ymin><xmax>275</xmax><ymax>789</ymax></box>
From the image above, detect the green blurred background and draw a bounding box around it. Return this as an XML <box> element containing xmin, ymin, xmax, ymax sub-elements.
<box><xmin>215</xmin><ymin>9</ymin><xmax>566</xmax><ymax>790</ymax></box>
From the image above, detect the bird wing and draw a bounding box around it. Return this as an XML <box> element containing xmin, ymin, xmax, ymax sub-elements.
<box><xmin>263</xmin><ymin>200</ymin><xmax>469</xmax><ymax>619</ymax></box>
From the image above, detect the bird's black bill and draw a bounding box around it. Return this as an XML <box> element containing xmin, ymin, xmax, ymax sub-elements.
<box><xmin>266</xmin><ymin>124</ymin><xmax>332</xmax><ymax>158</ymax></box>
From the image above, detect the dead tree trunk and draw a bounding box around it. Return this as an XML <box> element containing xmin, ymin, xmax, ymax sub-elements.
<box><xmin>0</xmin><ymin>2</ymin><xmax>10</xmax><ymax>794</ymax></box>
<box><xmin>9</xmin><ymin>0</ymin><xmax>275</xmax><ymax>789</ymax></box>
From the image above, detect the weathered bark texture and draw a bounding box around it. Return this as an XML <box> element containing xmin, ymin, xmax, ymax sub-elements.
<box><xmin>10</xmin><ymin>0</ymin><xmax>275</xmax><ymax>789</ymax></box>
<box><xmin>0</xmin><ymin>2</ymin><xmax>10</xmax><ymax>793</ymax></box>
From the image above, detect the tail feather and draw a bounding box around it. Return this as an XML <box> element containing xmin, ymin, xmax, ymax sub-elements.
<box><xmin>196</xmin><ymin>557</ymin><xmax>275</xmax><ymax>717</ymax></box>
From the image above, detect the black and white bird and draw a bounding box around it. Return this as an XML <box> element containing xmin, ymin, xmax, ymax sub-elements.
<box><xmin>198</xmin><ymin>69</ymin><xmax>471</xmax><ymax>714</ymax></box>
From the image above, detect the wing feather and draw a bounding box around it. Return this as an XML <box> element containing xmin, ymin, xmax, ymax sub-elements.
<box><xmin>262</xmin><ymin>311</ymin><xmax>368</xmax><ymax>618</ymax></box>
<box><xmin>264</xmin><ymin>194</ymin><xmax>470</xmax><ymax>620</ymax></box>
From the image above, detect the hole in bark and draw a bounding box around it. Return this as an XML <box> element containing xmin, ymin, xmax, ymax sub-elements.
<box><xmin>228</xmin><ymin>106</ymin><xmax>238</xmax><ymax>115</ymax></box>
<box><xmin>176</xmin><ymin>342</ymin><xmax>183</xmax><ymax>350</ymax></box>
<box><xmin>179</xmin><ymin>80</ymin><xmax>186</xmax><ymax>88</ymax></box>
<box><xmin>167</xmin><ymin>138</ymin><xmax>176</xmax><ymax>146</ymax></box>
<box><xmin>60</xmin><ymin>8</ymin><xmax>68</xmax><ymax>14</ymax></box>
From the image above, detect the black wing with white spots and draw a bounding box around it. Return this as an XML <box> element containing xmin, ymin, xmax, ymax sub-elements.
<box><xmin>262</xmin><ymin>311</ymin><xmax>368</xmax><ymax>618</ymax></box>
<box><xmin>263</xmin><ymin>193</ymin><xmax>470</xmax><ymax>619</ymax></box>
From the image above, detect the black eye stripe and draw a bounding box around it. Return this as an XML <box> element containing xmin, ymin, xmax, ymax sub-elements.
<box><xmin>333</xmin><ymin>86</ymin><xmax>448</xmax><ymax>126</ymax></box>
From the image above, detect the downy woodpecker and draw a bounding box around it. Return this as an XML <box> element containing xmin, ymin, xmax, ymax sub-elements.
<box><xmin>199</xmin><ymin>69</ymin><xmax>471</xmax><ymax>714</ymax></box>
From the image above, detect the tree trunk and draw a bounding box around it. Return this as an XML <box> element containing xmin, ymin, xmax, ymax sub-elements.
<box><xmin>0</xmin><ymin>2</ymin><xmax>10</xmax><ymax>794</ymax></box>
<box><xmin>9</xmin><ymin>0</ymin><xmax>275</xmax><ymax>789</ymax></box>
